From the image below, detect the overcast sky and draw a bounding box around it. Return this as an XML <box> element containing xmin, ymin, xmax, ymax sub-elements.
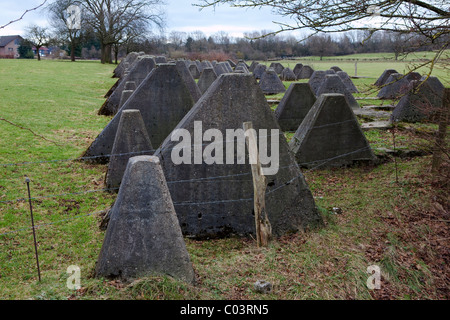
<box><xmin>0</xmin><ymin>0</ymin><xmax>300</xmax><ymax>38</ymax></box>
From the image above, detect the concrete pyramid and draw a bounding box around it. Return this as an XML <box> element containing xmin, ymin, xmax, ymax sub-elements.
<box><xmin>105</xmin><ymin>109</ymin><xmax>153</xmax><ymax>190</ymax></box>
<box><xmin>297</xmin><ymin>65</ymin><xmax>314</xmax><ymax>79</ymax></box>
<box><xmin>316</xmin><ymin>74</ymin><xmax>360</xmax><ymax>109</ymax></box>
<box><xmin>235</xmin><ymin>61</ymin><xmax>249</xmax><ymax>73</ymax></box>
<box><xmin>377</xmin><ymin>73</ymin><xmax>410</xmax><ymax>99</ymax></box>
<box><xmin>391</xmin><ymin>80</ymin><xmax>444</xmax><ymax>123</ymax></box>
<box><xmin>270</xmin><ymin>62</ymin><xmax>284</xmax><ymax>75</ymax></box>
<box><xmin>280</xmin><ymin>67</ymin><xmax>296</xmax><ymax>81</ymax></box>
<box><xmin>95</xmin><ymin>155</ymin><xmax>195</xmax><ymax>283</ymax></box>
<box><xmin>374</xmin><ymin>69</ymin><xmax>398</xmax><ymax>87</ymax></box>
<box><xmin>274</xmin><ymin>83</ymin><xmax>317</xmax><ymax>131</ymax></box>
<box><xmin>249</xmin><ymin>61</ymin><xmax>259</xmax><ymax>72</ymax></box>
<box><xmin>252</xmin><ymin>63</ymin><xmax>266</xmax><ymax>79</ymax></box>
<box><xmin>154</xmin><ymin>73</ymin><xmax>322</xmax><ymax>239</ymax></box>
<box><xmin>188</xmin><ymin>63</ymin><xmax>200</xmax><ymax>79</ymax></box>
<box><xmin>259</xmin><ymin>68</ymin><xmax>286</xmax><ymax>95</ymax></box>
<box><xmin>289</xmin><ymin>94</ymin><xmax>376</xmax><ymax>168</ymax></box>
<box><xmin>293</xmin><ymin>63</ymin><xmax>303</xmax><ymax>78</ymax></box>
<box><xmin>99</xmin><ymin>56</ymin><xmax>156</xmax><ymax>116</ymax></box>
<box><xmin>83</xmin><ymin>63</ymin><xmax>196</xmax><ymax>163</ymax></box>
<box><xmin>421</xmin><ymin>76</ymin><xmax>445</xmax><ymax>95</ymax></box>
<box><xmin>197</xmin><ymin>67</ymin><xmax>218</xmax><ymax>94</ymax></box>
<box><xmin>308</xmin><ymin>71</ymin><xmax>327</xmax><ymax>95</ymax></box>
<box><xmin>118</xmin><ymin>89</ymin><xmax>134</xmax><ymax>110</ymax></box>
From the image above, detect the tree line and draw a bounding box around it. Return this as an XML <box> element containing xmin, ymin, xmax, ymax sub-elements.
<box><xmin>18</xmin><ymin>0</ymin><xmax>448</xmax><ymax>64</ymax></box>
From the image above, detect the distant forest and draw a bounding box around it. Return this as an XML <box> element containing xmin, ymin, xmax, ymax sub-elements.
<box><xmin>49</xmin><ymin>28</ymin><xmax>448</xmax><ymax>62</ymax></box>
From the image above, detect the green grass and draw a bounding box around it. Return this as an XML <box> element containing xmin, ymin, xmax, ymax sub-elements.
<box><xmin>0</xmin><ymin>55</ymin><xmax>448</xmax><ymax>300</ymax></box>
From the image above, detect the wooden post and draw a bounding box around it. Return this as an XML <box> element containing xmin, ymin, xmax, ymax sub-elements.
<box><xmin>243</xmin><ymin>121</ymin><xmax>272</xmax><ymax>247</ymax></box>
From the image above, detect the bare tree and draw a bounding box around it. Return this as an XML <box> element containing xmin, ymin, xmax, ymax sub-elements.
<box><xmin>25</xmin><ymin>25</ymin><xmax>51</xmax><ymax>61</ymax></box>
<box><xmin>0</xmin><ymin>1</ymin><xmax>48</xmax><ymax>30</ymax></box>
<box><xmin>307</xmin><ymin>34</ymin><xmax>336</xmax><ymax>60</ymax></box>
<box><xmin>80</xmin><ymin>0</ymin><xmax>166</xmax><ymax>64</ymax></box>
<box><xmin>46</xmin><ymin>0</ymin><xmax>86</xmax><ymax>61</ymax></box>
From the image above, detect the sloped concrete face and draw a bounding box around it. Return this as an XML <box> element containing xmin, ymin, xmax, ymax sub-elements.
<box><xmin>189</xmin><ymin>64</ymin><xmax>200</xmax><ymax>79</ymax></box>
<box><xmin>105</xmin><ymin>109</ymin><xmax>153</xmax><ymax>191</ymax></box>
<box><xmin>308</xmin><ymin>71</ymin><xmax>327</xmax><ymax>95</ymax></box>
<box><xmin>274</xmin><ymin>83</ymin><xmax>317</xmax><ymax>131</ymax></box>
<box><xmin>316</xmin><ymin>74</ymin><xmax>360</xmax><ymax>109</ymax></box>
<box><xmin>289</xmin><ymin>94</ymin><xmax>376</xmax><ymax>168</ymax></box>
<box><xmin>377</xmin><ymin>73</ymin><xmax>411</xmax><ymax>99</ymax></box>
<box><xmin>420</xmin><ymin>76</ymin><xmax>445</xmax><ymax>95</ymax></box>
<box><xmin>118</xmin><ymin>90</ymin><xmax>134</xmax><ymax>109</ymax></box>
<box><xmin>154</xmin><ymin>73</ymin><xmax>322</xmax><ymax>239</ymax></box>
<box><xmin>197</xmin><ymin>67</ymin><xmax>218</xmax><ymax>94</ymax></box>
<box><xmin>391</xmin><ymin>80</ymin><xmax>444</xmax><ymax>123</ymax></box>
<box><xmin>297</xmin><ymin>65</ymin><xmax>314</xmax><ymax>79</ymax></box>
<box><xmin>83</xmin><ymin>63</ymin><xmax>196</xmax><ymax>163</ymax></box>
<box><xmin>96</xmin><ymin>155</ymin><xmax>195</xmax><ymax>283</ymax></box>
<box><xmin>337</xmin><ymin>71</ymin><xmax>359</xmax><ymax>93</ymax></box>
<box><xmin>330</xmin><ymin>66</ymin><xmax>342</xmax><ymax>72</ymax></box>
<box><xmin>259</xmin><ymin>68</ymin><xmax>286</xmax><ymax>95</ymax></box>
<box><xmin>113</xmin><ymin>52</ymin><xmax>142</xmax><ymax>78</ymax></box>
<box><xmin>249</xmin><ymin>61</ymin><xmax>259</xmax><ymax>72</ymax></box>
<box><xmin>235</xmin><ymin>61</ymin><xmax>250</xmax><ymax>73</ymax></box>
<box><xmin>374</xmin><ymin>69</ymin><xmax>398</xmax><ymax>87</ymax></box>
<box><xmin>252</xmin><ymin>63</ymin><xmax>267</xmax><ymax>79</ymax></box>
<box><xmin>280</xmin><ymin>67</ymin><xmax>296</xmax><ymax>81</ymax></box>
<box><xmin>293</xmin><ymin>63</ymin><xmax>303</xmax><ymax>78</ymax></box>
<box><xmin>175</xmin><ymin>60</ymin><xmax>202</xmax><ymax>103</ymax></box>
<box><xmin>270</xmin><ymin>62</ymin><xmax>284</xmax><ymax>75</ymax></box>
<box><xmin>99</xmin><ymin>56</ymin><xmax>156</xmax><ymax>116</ymax></box>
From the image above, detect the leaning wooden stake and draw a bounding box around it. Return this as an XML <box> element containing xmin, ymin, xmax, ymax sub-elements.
<box><xmin>243</xmin><ymin>121</ymin><xmax>272</xmax><ymax>247</ymax></box>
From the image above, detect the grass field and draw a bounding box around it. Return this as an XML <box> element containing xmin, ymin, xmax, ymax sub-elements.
<box><xmin>0</xmin><ymin>56</ymin><xmax>448</xmax><ymax>300</ymax></box>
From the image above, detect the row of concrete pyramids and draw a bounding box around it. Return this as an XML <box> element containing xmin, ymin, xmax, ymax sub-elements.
<box><xmin>92</xmin><ymin>55</ymin><xmax>377</xmax><ymax>282</ymax></box>
<box><xmin>88</xmin><ymin>60</ymin><xmax>374</xmax><ymax>234</ymax></box>
<box><xmin>374</xmin><ymin>69</ymin><xmax>446</xmax><ymax>122</ymax></box>
<box><xmin>89</xmin><ymin>57</ymin><xmax>375</xmax><ymax>219</ymax></box>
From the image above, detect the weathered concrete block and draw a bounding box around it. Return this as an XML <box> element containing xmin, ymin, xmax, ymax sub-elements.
<box><xmin>259</xmin><ymin>68</ymin><xmax>286</xmax><ymax>95</ymax></box>
<box><xmin>316</xmin><ymin>74</ymin><xmax>360</xmax><ymax>109</ymax></box>
<box><xmin>391</xmin><ymin>80</ymin><xmax>444</xmax><ymax>123</ymax></box>
<box><xmin>296</xmin><ymin>65</ymin><xmax>314</xmax><ymax>79</ymax></box>
<box><xmin>274</xmin><ymin>83</ymin><xmax>317</xmax><ymax>131</ymax></box>
<box><xmin>289</xmin><ymin>94</ymin><xmax>376</xmax><ymax>168</ymax></box>
<box><xmin>198</xmin><ymin>67</ymin><xmax>218</xmax><ymax>94</ymax></box>
<box><xmin>374</xmin><ymin>69</ymin><xmax>398</xmax><ymax>87</ymax></box>
<box><xmin>377</xmin><ymin>73</ymin><xmax>411</xmax><ymax>99</ymax></box>
<box><xmin>105</xmin><ymin>109</ymin><xmax>153</xmax><ymax>190</ymax></box>
<box><xmin>96</xmin><ymin>155</ymin><xmax>195</xmax><ymax>283</ymax></box>
<box><xmin>154</xmin><ymin>73</ymin><xmax>322</xmax><ymax>239</ymax></box>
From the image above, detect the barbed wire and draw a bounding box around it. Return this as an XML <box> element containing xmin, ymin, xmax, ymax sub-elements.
<box><xmin>0</xmin><ymin>131</ymin><xmax>285</xmax><ymax>168</ymax></box>
<box><xmin>0</xmin><ymin>145</ymin><xmax>374</xmax><ymax>237</ymax></box>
